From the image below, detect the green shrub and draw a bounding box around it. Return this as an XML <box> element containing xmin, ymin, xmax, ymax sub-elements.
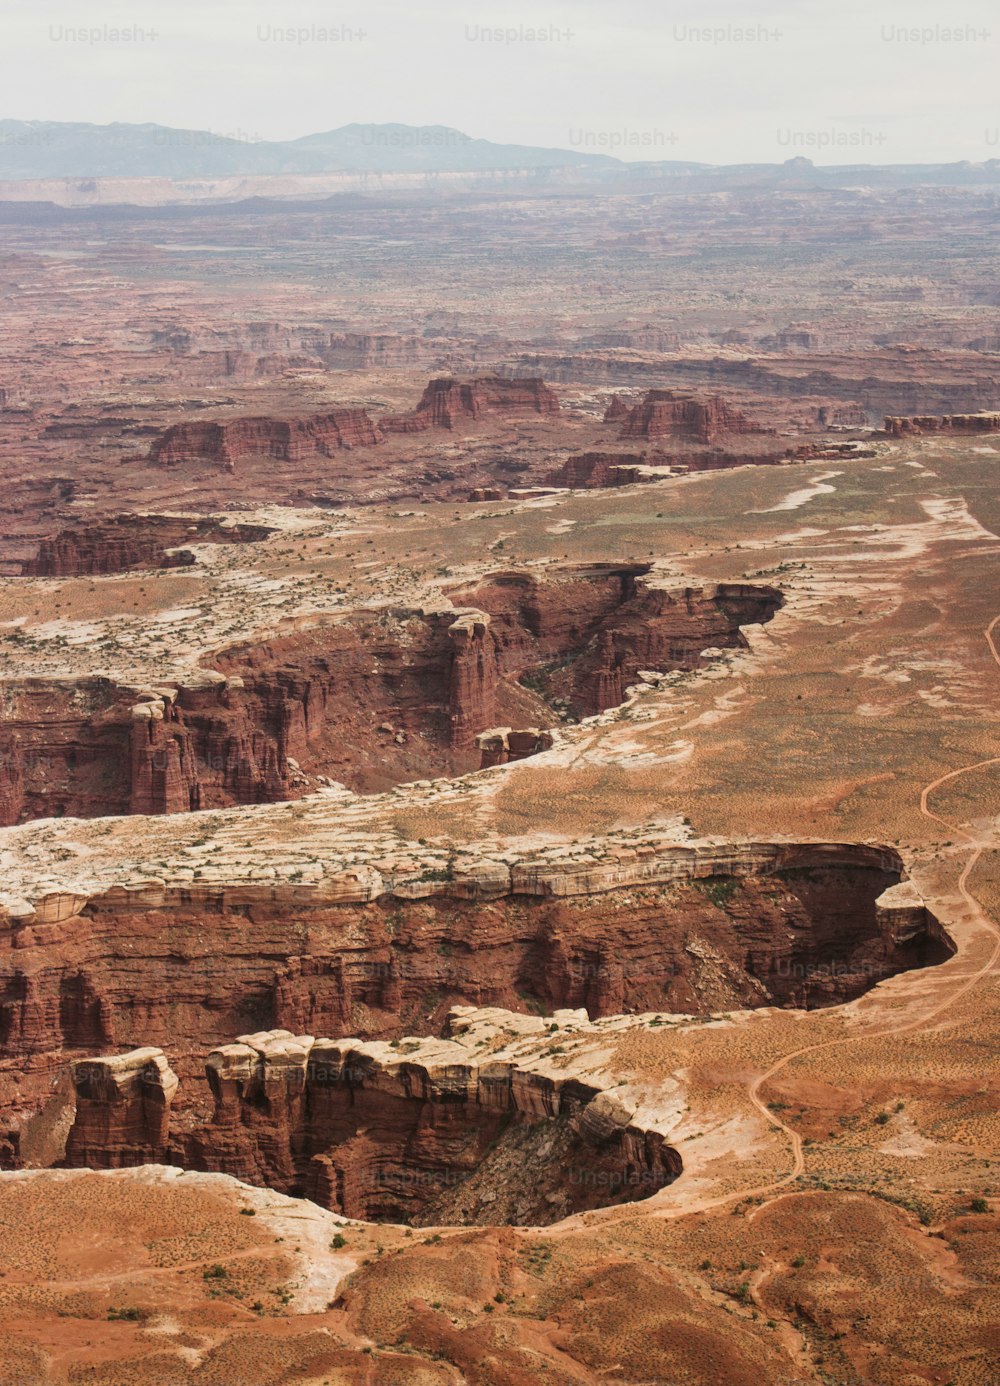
<box><xmin>694</xmin><ymin>875</ymin><xmax>740</xmax><ymax>908</ymax></box>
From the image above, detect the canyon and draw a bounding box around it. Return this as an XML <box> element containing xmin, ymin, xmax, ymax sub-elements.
<box><xmin>63</xmin><ymin>1012</ymin><xmax>684</xmax><ymax>1226</ymax></box>
<box><xmin>0</xmin><ymin>837</ymin><xmax>951</xmax><ymax>1172</ymax></box>
<box><xmin>145</xmin><ymin>377</ymin><xmax>561</xmax><ymax>472</ymax></box>
<box><xmin>0</xmin><ymin>572</ymin><xmax>781</xmax><ymax>823</ymax></box>
<box><xmin>0</xmin><ymin>166</ymin><xmax>998</xmax><ymax>1385</ymax></box>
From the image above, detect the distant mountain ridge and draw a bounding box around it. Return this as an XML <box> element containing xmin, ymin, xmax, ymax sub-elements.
<box><xmin>1</xmin><ymin>120</ymin><xmax>999</xmax><ymax>191</ymax></box>
<box><xmin>0</xmin><ymin>120</ymin><xmax>622</xmax><ymax>178</ymax></box>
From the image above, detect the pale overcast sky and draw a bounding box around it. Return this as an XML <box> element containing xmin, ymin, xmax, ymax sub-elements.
<box><xmin>1</xmin><ymin>0</ymin><xmax>997</xmax><ymax>163</ymax></box>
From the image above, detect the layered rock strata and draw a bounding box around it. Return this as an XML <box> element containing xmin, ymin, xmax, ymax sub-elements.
<box><xmin>476</xmin><ymin>727</ymin><xmax>554</xmax><ymax>767</ymax></box>
<box><xmin>0</xmin><ymin>574</ymin><xmax>780</xmax><ymax>822</ymax></box>
<box><xmin>616</xmin><ymin>389</ymin><xmax>771</xmax><ymax>443</ymax></box>
<box><xmin>148</xmin><ymin>409</ymin><xmax>384</xmax><ymax>468</ymax></box>
<box><xmin>20</xmin><ymin>514</ymin><xmax>274</xmax><ymax>577</ymax></box>
<box><xmin>0</xmin><ymin>841</ymin><xmax>952</xmax><ymax>1163</ymax></box>
<box><xmin>62</xmin><ymin>1013</ymin><xmax>681</xmax><ymax>1225</ymax></box>
<box><xmin>65</xmin><ymin>1048</ymin><xmax>177</xmax><ymax>1168</ymax></box>
<box><xmin>546</xmin><ymin>452</ymin><xmax>674</xmax><ymax>488</ymax></box>
<box><xmin>446</xmin><ymin>572</ymin><xmax>781</xmax><ymax>721</ymax></box>
<box><xmin>506</xmin><ymin>348</ymin><xmax>1000</xmax><ymax>416</ymax></box>
<box><xmin>884</xmin><ymin>411</ymin><xmax>1000</xmax><ymax>437</ymax></box>
<box><xmin>380</xmin><ymin>376</ymin><xmax>559</xmax><ymax>432</ymax></box>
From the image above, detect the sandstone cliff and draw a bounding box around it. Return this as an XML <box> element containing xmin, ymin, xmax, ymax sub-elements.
<box><xmin>0</xmin><ymin>574</ymin><xmax>781</xmax><ymax>822</ymax></box>
<box><xmin>148</xmin><ymin>409</ymin><xmax>384</xmax><ymax>468</ymax></box>
<box><xmin>884</xmin><ymin>411</ymin><xmax>1000</xmax><ymax>437</ymax></box>
<box><xmin>616</xmin><ymin>389</ymin><xmax>771</xmax><ymax>444</ymax></box>
<box><xmin>381</xmin><ymin>376</ymin><xmax>559</xmax><ymax>432</ymax></box>
<box><xmin>65</xmin><ymin>1048</ymin><xmax>178</xmax><ymax>1168</ymax></box>
<box><xmin>21</xmin><ymin>515</ymin><xmax>274</xmax><ymax>577</ymax></box>
<box><xmin>546</xmin><ymin>452</ymin><xmax>673</xmax><ymax>488</ymax></box>
<box><xmin>62</xmin><ymin>1015</ymin><xmax>682</xmax><ymax>1225</ymax></box>
<box><xmin>1</xmin><ymin>842</ymin><xmax>951</xmax><ymax>1165</ymax></box>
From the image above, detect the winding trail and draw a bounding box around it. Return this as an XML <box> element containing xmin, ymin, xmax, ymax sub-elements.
<box><xmin>664</xmin><ymin>614</ymin><xmax>1000</xmax><ymax>1220</ymax></box>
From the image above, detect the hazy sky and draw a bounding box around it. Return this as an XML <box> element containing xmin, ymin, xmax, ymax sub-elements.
<box><xmin>2</xmin><ymin>0</ymin><xmax>997</xmax><ymax>163</ymax></box>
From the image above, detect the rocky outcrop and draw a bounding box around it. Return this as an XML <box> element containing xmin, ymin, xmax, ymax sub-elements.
<box><xmin>20</xmin><ymin>515</ymin><xmax>274</xmax><ymax>577</ymax></box>
<box><xmin>587</xmin><ymin>328</ymin><xmax>681</xmax><ymax>351</ymax></box>
<box><xmin>552</xmin><ymin>441</ymin><xmax>876</xmax><ymax>486</ymax></box>
<box><xmin>381</xmin><ymin>376</ymin><xmax>559</xmax><ymax>432</ymax></box>
<box><xmin>0</xmin><ymin>615</ymin><xmax>456</xmax><ymax>822</ymax></box>
<box><xmin>602</xmin><ymin>393</ymin><xmax>632</xmax><ymax>423</ymax></box>
<box><xmin>546</xmin><ymin>452</ymin><xmax>673</xmax><ymax>488</ymax></box>
<box><xmin>0</xmin><ymin>842</ymin><xmax>953</xmax><ymax>1162</ymax></box>
<box><xmin>65</xmin><ymin>1048</ymin><xmax>177</xmax><ymax>1168</ymax></box>
<box><xmin>505</xmin><ymin>348</ymin><xmax>1000</xmax><ymax>417</ymax></box>
<box><xmin>476</xmin><ymin>727</ymin><xmax>554</xmax><ymax>768</ymax></box>
<box><xmin>148</xmin><ymin>409</ymin><xmax>384</xmax><ymax>468</ymax></box>
<box><xmin>127</xmin><ymin>676</ymin><xmax>292</xmax><ymax>815</ymax></box>
<box><xmin>817</xmin><ymin>403</ymin><xmax>870</xmax><ymax>427</ymax></box>
<box><xmin>446</xmin><ymin>612</ymin><xmax>498</xmax><ymax>750</ymax></box>
<box><xmin>0</xmin><ymin>673</ymin><xmax>295</xmax><ymax>824</ymax></box>
<box><xmin>448</xmin><ymin>571</ymin><xmax>782</xmax><ymax>720</ymax></box>
<box><xmin>184</xmin><ymin>350</ymin><xmax>326</xmax><ymax>381</ymax></box>
<box><xmin>883</xmin><ymin>411</ymin><xmax>1000</xmax><ymax>437</ymax></box>
<box><xmin>320</xmin><ymin>332</ymin><xmax>427</xmax><ymax>369</ymax></box>
<box><xmin>0</xmin><ymin>574</ymin><xmax>781</xmax><ymax>822</ymax></box>
<box><xmin>149</xmin><ymin>322</ymin><xmax>432</xmax><ymax>371</ymax></box>
<box><xmin>0</xmin><ymin>677</ymin><xmax>140</xmax><ymax>823</ymax></box>
<box><xmin>63</xmin><ymin>1018</ymin><xmax>682</xmax><ymax>1224</ymax></box>
<box><xmin>617</xmin><ymin>389</ymin><xmax>771</xmax><ymax>444</ymax></box>
<box><xmin>760</xmin><ymin>328</ymin><xmax>820</xmax><ymax>351</ymax></box>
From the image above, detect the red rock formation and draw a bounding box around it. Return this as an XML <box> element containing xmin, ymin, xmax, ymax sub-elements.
<box><xmin>148</xmin><ymin>409</ymin><xmax>384</xmax><ymax>468</ymax></box>
<box><xmin>817</xmin><ymin>403</ymin><xmax>869</xmax><ymax>427</ymax></box>
<box><xmin>448</xmin><ymin>572</ymin><xmax>783</xmax><ymax>719</ymax></box>
<box><xmin>21</xmin><ymin>515</ymin><xmax>274</xmax><ymax>577</ymax></box>
<box><xmin>617</xmin><ymin>389</ymin><xmax>770</xmax><ymax>444</ymax></box>
<box><xmin>148</xmin><ymin>321</ymin><xmax>436</xmax><ymax>377</ymax></box>
<box><xmin>446</xmin><ymin>613</ymin><xmax>499</xmax><ymax>750</ymax></box>
<box><xmin>476</xmin><ymin>727</ymin><xmax>554</xmax><ymax>768</ymax></box>
<box><xmin>0</xmin><ymin>674</ymin><xmax>297</xmax><ymax>825</ymax></box>
<box><xmin>883</xmin><ymin>411</ymin><xmax>1000</xmax><ymax>437</ymax></box>
<box><xmin>546</xmin><ymin>452</ymin><xmax>668</xmax><ymax>488</ymax></box>
<box><xmin>62</xmin><ymin>1028</ymin><xmax>682</xmax><ymax>1224</ymax></box>
<box><xmin>0</xmin><ymin>678</ymin><xmax>137</xmax><ymax>824</ymax></box>
<box><xmin>585</xmin><ymin>327</ymin><xmax>681</xmax><ymax>350</ymax></box>
<box><xmin>381</xmin><ymin>376</ymin><xmax>560</xmax><ymax>433</ymax></box>
<box><xmin>571</xmin><ymin>581</ymin><xmax>780</xmax><ymax>715</ymax></box>
<box><xmin>551</xmin><ymin>440</ymin><xmax>875</xmax><ymax>486</ymax></box>
<box><xmin>183</xmin><ymin>350</ymin><xmax>326</xmax><ymax>380</ymax></box>
<box><xmin>508</xmin><ymin>347</ymin><xmax>1000</xmax><ymax>417</ymax></box>
<box><xmin>0</xmin><ymin>576</ymin><xmax>781</xmax><ymax>822</ymax></box>
<box><xmin>64</xmin><ymin>1048</ymin><xmax>177</xmax><ymax>1168</ymax></box>
<box><xmin>0</xmin><ymin>844</ymin><xmax>953</xmax><ymax>1166</ymax></box>
<box><xmin>320</xmin><ymin>332</ymin><xmax>427</xmax><ymax>369</ymax></box>
<box><xmin>376</xmin><ymin>410</ymin><xmax>433</xmax><ymax>435</ymax></box>
<box><xmin>602</xmin><ymin>393</ymin><xmax>632</xmax><ymax>423</ymax></box>
<box><xmin>0</xmin><ymin>753</ymin><xmax>23</xmax><ymax>831</ymax></box>
<box><xmin>127</xmin><ymin>685</ymin><xmax>291</xmax><ymax>815</ymax></box>
<box><xmin>760</xmin><ymin>328</ymin><xmax>821</xmax><ymax>350</ymax></box>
